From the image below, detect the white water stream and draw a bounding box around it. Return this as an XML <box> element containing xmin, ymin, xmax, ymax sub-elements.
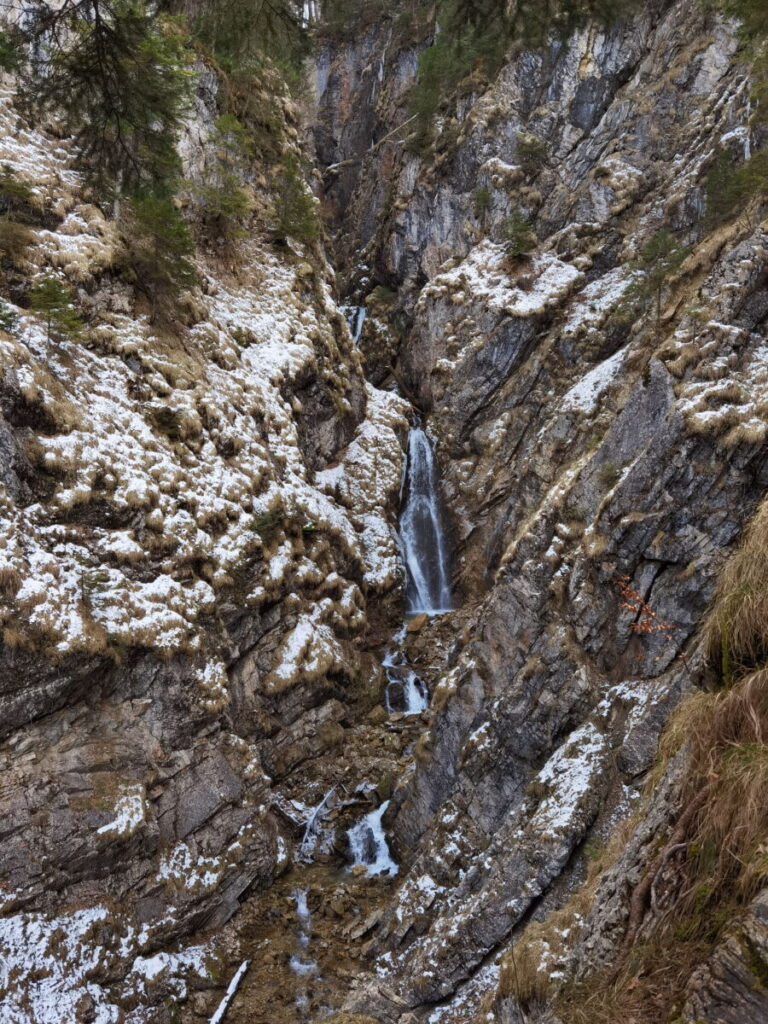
<box><xmin>344</xmin><ymin>418</ymin><xmax>453</xmax><ymax>874</ymax></box>
<box><xmin>347</xmin><ymin>801</ymin><xmax>399</xmax><ymax>877</ymax></box>
<box><xmin>343</xmin><ymin>305</ymin><xmax>367</xmax><ymax>346</ymax></box>
<box><xmin>289</xmin><ymin>888</ymin><xmax>317</xmax><ymax>1013</ymax></box>
<box><xmin>400</xmin><ymin>426</ymin><xmax>453</xmax><ymax>615</ymax></box>
<box><xmin>289</xmin><ymin>414</ymin><xmax>452</xmax><ymax>906</ymax></box>
<box><xmin>382</xmin><ymin>625</ymin><xmax>428</xmax><ymax>716</ymax></box>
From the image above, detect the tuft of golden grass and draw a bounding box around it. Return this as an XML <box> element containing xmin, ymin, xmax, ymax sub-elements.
<box><xmin>666</xmin><ymin>668</ymin><xmax>768</xmax><ymax>919</ymax></box>
<box><xmin>0</xmin><ymin>566</ymin><xmax>21</xmax><ymax>598</ymax></box>
<box><xmin>703</xmin><ymin>498</ymin><xmax>768</xmax><ymax>681</ymax></box>
<box><xmin>0</xmin><ymin>219</ymin><xmax>34</xmax><ymax>269</ymax></box>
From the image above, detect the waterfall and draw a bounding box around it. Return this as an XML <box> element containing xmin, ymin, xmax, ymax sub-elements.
<box><xmin>347</xmin><ymin>802</ymin><xmax>399</xmax><ymax>877</ymax></box>
<box><xmin>383</xmin><ymin>625</ymin><xmax>428</xmax><ymax>715</ymax></box>
<box><xmin>399</xmin><ymin>427</ymin><xmax>453</xmax><ymax>615</ymax></box>
<box><xmin>343</xmin><ymin>305</ymin><xmax>367</xmax><ymax>346</ymax></box>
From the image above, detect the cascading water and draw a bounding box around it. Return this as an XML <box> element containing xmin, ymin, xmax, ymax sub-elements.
<box><xmin>399</xmin><ymin>426</ymin><xmax>453</xmax><ymax>616</ymax></box>
<box><xmin>343</xmin><ymin>305</ymin><xmax>367</xmax><ymax>345</ymax></box>
<box><xmin>382</xmin><ymin>625</ymin><xmax>428</xmax><ymax>715</ymax></box>
<box><xmin>343</xmin><ymin>419</ymin><xmax>452</xmax><ymax>880</ymax></box>
<box><xmin>347</xmin><ymin>801</ymin><xmax>399</xmax><ymax>877</ymax></box>
<box><xmin>289</xmin><ymin>889</ymin><xmax>317</xmax><ymax>1013</ymax></box>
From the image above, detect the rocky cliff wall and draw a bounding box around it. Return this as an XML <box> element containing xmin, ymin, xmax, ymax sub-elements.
<box><xmin>3</xmin><ymin>1</ymin><xmax>768</xmax><ymax>1021</ymax></box>
<box><xmin>316</xmin><ymin>3</ymin><xmax>768</xmax><ymax>1022</ymax></box>
<box><xmin>0</xmin><ymin>66</ymin><xmax>411</xmax><ymax>1020</ymax></box>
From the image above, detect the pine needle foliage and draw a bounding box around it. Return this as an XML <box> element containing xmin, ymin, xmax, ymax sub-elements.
<box><xmin>190</xmin><ymin>115</ymin><xmax>252</xmax><ymax>242</ymax></box>
<box><xmin>178</xmin><ymin>0</ymin><xmax>309</xmax><ymax>77</ymax></box>
<box><xmin>0</xmin><ymin>165</ymin><xmax>40</xmax><ymax>269</ymax></box>
<box><xmin>0</xmin><ymin>299</ymin><xmax>20</xmax><ymax>334</ymax></box>
<box><xmin>14</xmin><ymin>1</ymin><xmax>193</xmax><ymax>200</ymax></box>
<box><xmin>117</xmin><ymin>196</ymin><xmax>197</xmax><ymax>321</ymax></box>
<box><xmin>622</xmin><ymin>229</ymin><xmax>688</xmax><ymax>339</ymax></box>
<box><xmin>274</xmin><ymin>154</ymin><xmax>320</xmax><ymax>244</ymax></box>
<box><xmin>28</xmin><ymin>278</ymin><xmax>84</xmax><ymax>341</ymax></box>
<box><xmin>499</xmin><ymin>209</ymin><xmax>536</xmax><ymax>259</ymax></box>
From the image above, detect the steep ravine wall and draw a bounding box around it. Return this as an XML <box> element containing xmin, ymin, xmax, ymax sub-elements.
<box><xmin>316</xmin><ymin>3</ymin><xmax>768</xmax><ymax>1022</ymax></box>
<box><xmin>0</xmin><ymin>65</ymin><xmax>412</xmax><ymax>1019</ymax></box>
<box><xmin>3</xmin><ymin>2</ymin><xmax>768</xmax><ymax>1021</ymax></box>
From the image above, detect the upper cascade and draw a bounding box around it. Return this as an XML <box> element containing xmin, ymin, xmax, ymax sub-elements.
<box><xmin>399</xmin><ymin>426</ymin><xmax>453</xmax><ymax>615</ymax></box>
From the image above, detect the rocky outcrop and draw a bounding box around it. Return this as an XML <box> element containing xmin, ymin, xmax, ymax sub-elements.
<box><xmin>0</xmin><ymin>66</ymin><xmax>410</xmax><ymax>1019</ymax></box>
<box><xmin>3</xmin><ymin>0</ymin><xmax>768</xmax><ymax>1020</ymax></box>
<box><xmin>682</xmin><ymin>890</ymin><xmax>768</xmax><ymax>1024</ymax></box>
<box><xmin>316</xmin><ymin>3</ymin><xmax>768</xmax><ymax>1022</ymax></box>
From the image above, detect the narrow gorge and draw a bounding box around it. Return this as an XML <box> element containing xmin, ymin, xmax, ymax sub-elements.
<box><xmin>2</xmin><ymin>1</ymin><xmax>768</xmax><ymax>1023</ymax></box>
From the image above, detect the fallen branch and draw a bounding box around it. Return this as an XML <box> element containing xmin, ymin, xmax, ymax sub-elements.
<box><xmin>370</xmin><ymin>114</ymin><xmax>418</xmax><ymax>152</ymax></box>
<box><xmin>210</xmin><ymin>960</ymin><xmax>250</xmax><ymax>1024</ymax></box>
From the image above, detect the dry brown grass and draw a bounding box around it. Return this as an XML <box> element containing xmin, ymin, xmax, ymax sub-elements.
<box><xmin>500</xmin><ymin>493</ymin><xmax>768</xmax><ymax>1024</ymax></box>
<box><xmin>552</xmin><ymin>936</ymin><xmax>714</xmax><ymax>1024</ymax></box>
<box><xmin>0</xmin><ymin>566</ymin><xmax>21</xmax><ymax>598</ymax></box>
<box><xmin>0</xmin><ymin>219</ymin><xmax>33</xmax><ymax>268</ymax></box>
<box><xmin>702</xmin><ymin>497</ymin><xmax>768</xmax><ymax>682</ymax></box>
<box><xmin>664</xmin><ymin>668</ymin><xmax>768</xmax><ymax>921</ymax></box>
<box><xmin>496</xmin><ymin>816</ymin><xmax>639</xmax><ymax>1009</ymax></box>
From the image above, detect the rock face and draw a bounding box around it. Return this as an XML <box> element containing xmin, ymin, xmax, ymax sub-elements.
<box><xmin>0</xmin><ymin>71</ymin><xmax>410</xmax><ymax>1019</ymax></box>
<box><xmin>682</xmin><ymin>891</ymin><xmax>768</xmax><ymax>1024</ymax></box>
<box><xmin>3</xmin><ymin>1</ymin><xmax>768</xmax><ymax>1022</ymax></box>
<box><xmin>314</xmin><ymin>2</ymin><xmax>768</xmax><ymax>1022</ymax></box>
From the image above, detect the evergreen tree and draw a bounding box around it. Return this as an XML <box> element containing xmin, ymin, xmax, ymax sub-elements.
<box><xmin>473</xmin><ymin>185</ymin><xmax>492</xmax><ymax>225</ymax></box>
<box><xmin>624</xmin><ymin>229</ymin><xmax>688</xmax><ymax>339</ymax></box>
<box><xmin>191</xmin><ymin>115</ymin><xmax>252</xmax><ymax>242</ymax></box>
<box><xmin>28</xmin><ymin>278</ymin><xmax>84</xmax><ymax>341</ymax></box>
<box><xmin>177</xmin><ymin>0</ymin><xmax>309</xmax><ymax>74</ymax></box>
<box><xmin>274</xmin><ymin>154</ymin><xmax>320</xmax><ymax>244</ymax></box>
<box><xmin>118</xmin><ymin>197</ymin><xmax>197</xmax><ymax>321</ymax></box>
<box><xmin>13</xmin><ymin>1</ymin><xmax>192</xmax><ymax>198</ymax></box>
<box><xmin>0</xmin><ymin>299</ymin><xmax>20</xmax><ymax>334</ymax></box>
<box><xmin>500</xmin><ymin>210</ymin><xmax>536</xmax><ymax>260</ymax></box>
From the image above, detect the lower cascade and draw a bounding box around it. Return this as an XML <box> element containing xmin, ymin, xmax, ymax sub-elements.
<box><xmin>347</xmin><ymin>801</ymin><xmax>399</xmax><ymax>877</ymax></box>
<box><xmin>399</xmin><ymin>426</ymin><xmax>454</xmax><ymax>616</ymax></box>
<box><xmin>382</xmin><ymin>624</ymin><xmax>429</xmax><ymax>715</ymax></box>
<box><xmin>343</xmin><ymin>304</ymin><xmax>367</xmax><ymax>345</ymax></box>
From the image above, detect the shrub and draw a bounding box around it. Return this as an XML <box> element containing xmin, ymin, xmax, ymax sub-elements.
<box><xmin>516</xmin><ymin>131</ymin><xmax>548</xmax><ymax>176</ymax></box>
<box><xmin>28</xmin><ymin>278</ymin><xmax>84</xmax><ymax>341</ymax></box>
<box><xmin>118</xmin><ymin>196</ymin><xmax>197</xmax><ymax>321</ymax></box>
<box><xmin>191</xmin><ymin>115</ymin><xmax>252</xmax><ymax>242</ymax></box>
<box><xmin>500</xmin><ymin>209</ymin><xmax>536</xmax><ymax>260</ymax></box>
<box><xmin>473</xmin><ymin>184</ymin><xmax>491</xmax><ymax>222</ymax></box>
<box><xmin>0</xmin><ymin>299</ymin><xmax>20</xmax><ymax>334</ymax></box>
<box><xmin>194</xmin><ymin>176</ymin><xmax>251</xmax><ymax>241</ymax></box>
<box><xmin>249</xmin><ymin>509</ymin><xmax>281</xmax><ymax>539</ymax></box>
<box><xmin>622</xmin><ymin>228</ymin><xmax>688</xmax><ymax>339</ymax></box>
<box><xmin>597</xmin><ymin>461</ymin><xmax>621</xmax><ymax>488</ymax></box>
<box><xmin>273</xmin><ymin>154</ymin><xmax>320</xmax><ymax>245</ymax></box>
